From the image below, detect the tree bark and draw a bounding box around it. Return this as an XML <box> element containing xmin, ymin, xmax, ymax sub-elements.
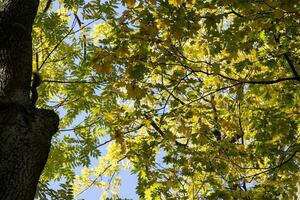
<box><xmin>0</xmin><ymin>1</ymin><xmax>59</xmax><ymax>199</ymax></box>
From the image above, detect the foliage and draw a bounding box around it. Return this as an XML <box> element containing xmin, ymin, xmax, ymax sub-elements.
<box><xmin>33</xmin><ymin>0</ymin><xmax>300</xmax><ymax>199</ymax></box>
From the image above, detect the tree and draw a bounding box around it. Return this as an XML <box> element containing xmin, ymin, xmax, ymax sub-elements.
<box><xmin>0</xmin><ymin>0</ymin><xmax>59</xmax><ymax>199</ymax></box>
<box><xmin>1</xmin><ymin>0</ymin><xmax>299</xmax><ymax>199</ymax></box>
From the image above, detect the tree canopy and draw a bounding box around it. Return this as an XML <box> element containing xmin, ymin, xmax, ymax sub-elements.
<box><xmin>33</xmin><ymin>0</ymin><xmax>299</xmax><ymax>199</ymax></box>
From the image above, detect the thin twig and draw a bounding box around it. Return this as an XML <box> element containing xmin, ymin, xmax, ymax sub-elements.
<box><xmin>43</xmin><ymin>79</ymin><xmax>108</xmax><ymax>85</ymax></box>
<box><xmin>39</xmin><ymin>19</ymin><xmax>76</xmax><ymax>71</ymax></box>
<box><xmin>229</xmin><ymin>151</ymin><xmax>298</xmax><ymax>183</ymax></box>
<box><xmin>75</xmin><ymin>156</ymin><xmax>126</xmax><ymax>197</ymax></box>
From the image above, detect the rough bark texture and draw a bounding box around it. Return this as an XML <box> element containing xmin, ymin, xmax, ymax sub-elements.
<box><xmin>0</xmin><ymin>1</ymin><xmax>59</xmax><ymax>199</ymax></box>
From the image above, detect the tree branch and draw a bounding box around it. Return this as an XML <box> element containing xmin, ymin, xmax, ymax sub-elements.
<box><xmin>283</xmin><ymin>53</ymin><xmax>300</xmax><ymax>79</ymax></box>
<box><xmin>75</xmin><ymin>156</ymin><xmax>126</xmax><ymax>198</ymax></box>
<box><xmin>148</xmin><ymin>117</ymin><xmax>188</xmax><ymax>147</ymax></box>
<box><xmin>169</xmin><ymin>45</ymin><xmax>300</xmax><ymax>84</ymax></box>
<box><xmin>43</xmin><ymin>79</ymin><xmax>108</xmax><ymax>85</ymax></box>
<box><xmin>220</xmin><ymin>75</ymin><xmax>300</xmax><ymax>84</ymax></box>
<box><xmin>229</xmin><ymin>151</ymin><xmax>298</xmax><ymax>183</ymax></box>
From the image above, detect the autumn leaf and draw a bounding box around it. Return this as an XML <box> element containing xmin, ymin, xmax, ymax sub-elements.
<box><xmin>124</xmin><ymin>0</ymin><xmax>135</xmax><ymax>8</ymax></box>
<box><xmin>34</xmin><ymin>0</ymin><xmax>300</xmax><ymax>199</ymax></box>
<box><xmin>169</xmin><ymin>0</ymin><xmax>183</xmax><ymax>7</ymax></box>
<box><xmin>93</xmin><ymin>62</ymin><xmax>114</xmax><ymax>74</ymax></box>
<box><xmin>126</xmin><ymin>83</ymin><xmax>144</xmax><ymax>99</ymax></box>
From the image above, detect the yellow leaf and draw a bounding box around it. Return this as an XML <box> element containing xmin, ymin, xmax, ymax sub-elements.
<box><xmin>156</xmin><ymin>19</ymin><xmax>168</xmax><ymax>29</ymax></box>
<box><xmin>169</xmin><ymin>0</ymin><xmax>183</xmax><ymax>7</ymax></box>
<box><xmin>104</xmin><ymin>112</ymin><xmax>115</xmax><ymax>121</ymax></box>
<box><xmin>144</xmin><ymin>119</ymin><xmax>152</xmax><ymax>128</ymax></box>
<box><xmin>166</xmin><ymin>180</ymin><xmax>173</xmax><ymax>188</ymax></box>
<box><xmin>93</xmin><ymin>63</ymin><xmax>114</xmax><ymax>74</ymax></box>
<box><xmin>150</xmin><ymin>0</ymin><xmax>156</xmax><ymax>5</ymax></box>
<box><xmin>124</xmin><ymin>0</ymin><xmax>135</xmax><ymax>8</ymax></box>
<box><xmin>100</xmin><ymin>191</ymin><xmax>108</xmax><ymax>200</ymax></box>
<box><xmin>126</xmin><ymin>83</ymin><xmax>143</xmax><ymax>99</ymax></box>
<box><xmin>116</xmin><ymin>46</ymin><xmax>130</xmax><ymax>58</ymax></box>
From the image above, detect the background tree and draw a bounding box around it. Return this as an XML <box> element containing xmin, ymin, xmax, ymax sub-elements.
<box><xmin>3</xmin><ymin>0</ymin><xmax>298</xmax><ymax>199</ymax></box>
<box><xmin>0</xmin><ymin>0</ymin><xmax>59</xmax><ymax>199</ymax></box>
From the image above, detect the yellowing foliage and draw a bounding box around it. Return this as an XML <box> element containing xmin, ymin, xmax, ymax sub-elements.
<box><xmin>124</xmin><ymin>0</ymin><xmax>135</xmax><ymax>8</ymax></box>
<box><xmin>35</xmin><ymin>0</ymin><xmax>300</xmax><ymax>199</ymax></box>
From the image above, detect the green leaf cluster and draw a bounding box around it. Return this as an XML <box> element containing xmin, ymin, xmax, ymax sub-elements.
<box><xmin>34</xmin><ymin>0</ymin><xmax>300</xmax><ymax>199</ymax></box>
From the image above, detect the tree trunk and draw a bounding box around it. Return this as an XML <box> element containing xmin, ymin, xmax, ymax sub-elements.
<box><xmin>0</xmin><ymin>0</ymin><xmax>59</xmax><ymax>199</ymax></box>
